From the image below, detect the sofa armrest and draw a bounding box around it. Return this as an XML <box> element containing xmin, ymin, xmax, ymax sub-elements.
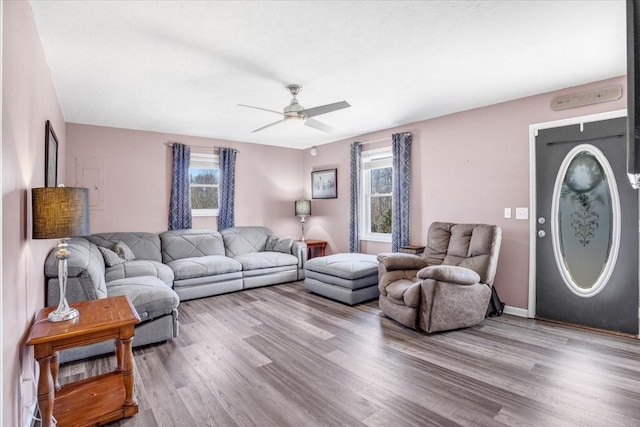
<box><xmin>292</xmin><ymin>240</ymin><xmax>308</xmax><ymax>269</ymax></box>
<box><xmin>417</xmin><ymin>265</ymin><xmax>480</xmax><ymax>285</ymax></box>
<box><xmin>377</xmin><ymin>253</ymin><xmax>430</xmax><ymax>271</ymax></box>
<box><xmin>45</xmin><ymin>238</ymin><xmax>108</xmax><ymax>305</ymax></box>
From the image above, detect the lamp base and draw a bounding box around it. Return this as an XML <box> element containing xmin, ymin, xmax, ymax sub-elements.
<box><xmin>48</xmin><ymin>306</ymin><xmax>79</xmax><ymax>322</ymax></box>
<box><xmin>48</xmin><ymin>238</ymin><xmax>79</xmax><ymax>322</ymax></box>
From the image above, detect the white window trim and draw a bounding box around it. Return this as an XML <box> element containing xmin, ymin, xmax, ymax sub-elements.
<box><xmin>361</xmin><ymin>147</ymin><xmax>392</xmax><ymax>243</ymax></box>
<box><xmin>190</xmin><ymin>152</ymin><xmax>219</xmax><ymax>217</ymax></box>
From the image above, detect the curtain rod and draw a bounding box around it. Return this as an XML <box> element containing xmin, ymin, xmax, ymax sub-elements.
<box><xmin>360</xmin><ymin>132</ymin><xmax>411</xmax><ymax>145</ymax></box>
<box><xmin>165</xmin><ymin>142</ymin><xmax>239</xmax><ymax>152</ymax></box>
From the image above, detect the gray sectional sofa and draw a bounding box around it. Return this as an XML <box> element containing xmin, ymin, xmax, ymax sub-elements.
<box><xmin>44</xmin><ymin>226</ymin><xmax>306</xmax><ymax>362</ymax></box>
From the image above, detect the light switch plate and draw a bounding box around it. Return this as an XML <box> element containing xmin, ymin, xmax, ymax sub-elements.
<box><xmin>516</xmin><ymin>207</ymin><xmax>529</xmax><ymax>220</ymax></box>
<box><xmin>504</xmin><ymin>208</ymin><xmax>512</xmax><ymax>219</ymax></box>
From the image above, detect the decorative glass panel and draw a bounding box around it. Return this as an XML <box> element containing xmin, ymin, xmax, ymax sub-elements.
<box><xmin>551</xmin><ymin>144</ymin><xmax>620</xmax><ymax>297</ymax></box>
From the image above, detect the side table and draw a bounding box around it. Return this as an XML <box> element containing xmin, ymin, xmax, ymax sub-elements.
<box><xmin>26</xmin><ymin>295</ymin><xmax>141</xmax><ymax>427</ymax></box>
<box><xmin>303</xmin><ymin>239</ymin><xmax>327</xmax><ymax>259</ymax></box>
<box><xmin>400</xmin><ymin>245</ymin><xmax>426</xmax><ymax>255</ymax></box>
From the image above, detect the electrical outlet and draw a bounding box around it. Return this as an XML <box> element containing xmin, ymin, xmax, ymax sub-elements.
<box><xmin>504</xmin><ymin>208</ymin><xmax>512</xmax><ymax>219</ymax></box>
<box><xmin>516</xmin><ymin>207</ymin><xmax>529</xmax><ymax>220</ymax></box>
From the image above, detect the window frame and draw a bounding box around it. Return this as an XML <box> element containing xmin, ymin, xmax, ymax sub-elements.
<box><xmin>361</xmin><ymin>147</ymin><xmax>393</xmax><ymax>243</ymax></box>
<box><xmin>190</xmin><ymin>152</ymin><xmax>220</xmax><ymax>217</ymax></box>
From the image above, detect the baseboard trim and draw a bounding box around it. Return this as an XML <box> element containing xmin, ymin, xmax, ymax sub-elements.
<box><xmin>503</xmin><ymin>305</ymin><xmax>529</xmax><ymax>318</ymax></box>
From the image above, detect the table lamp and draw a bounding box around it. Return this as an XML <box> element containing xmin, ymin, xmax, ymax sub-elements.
<box><xmin>295</xmin><ymin>200</ymin><xmax>311</xmax><ymax>241</ymax></box>
<box><xmin>32</xmin><ymin>187</ymin><xmax>90</xmax><ymax>322</ymax></box>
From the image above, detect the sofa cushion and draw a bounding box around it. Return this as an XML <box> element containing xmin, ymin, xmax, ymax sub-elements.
<box><xmin>166</xmin><ymin>255</ymin><xmax>242</xmax><ymax>280</ymax></box>
<box><xmin>86</xmin><ymin>232</ymin><xmax>163</xmax><ymax>262</ymax></box>
<box><xmin>105</xmin><ymin>260</ymin><xmax>174</xmax><ymax>286</ymax></box>
<box><xmin>233</xmin><ymin>252</ymin><xmax>298</xmax><ymax>271</ymax></box>
<box><xmin>160</xmin><ymin>229</ymin><xmax>225</xmax><ymax>263</ymax></box>
<box><xmin>106</xmin><ymin>276</ymin><xmax>179</xmax><ymax>322</ymax></box>
<box><xmin>221</xmin><ymin>226</ymin><xmax>274</xmax><ymax>257</ymax></box>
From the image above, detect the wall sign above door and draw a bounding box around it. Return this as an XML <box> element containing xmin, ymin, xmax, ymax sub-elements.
<box><xmin>551</xmin><ymin>85</ymin><xmax>622</xmax><ymax>111</ymax></box>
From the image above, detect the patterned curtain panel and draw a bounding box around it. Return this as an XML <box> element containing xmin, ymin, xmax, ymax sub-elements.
<box><xmin>349</xmin><ymin>142</ymin><xmax>362</xmax><ymax>253</ymax></box>
<box><xmin>392</xmin><ymin>133</ymin><xmax>412</xmax><ymax>252</ymax></box>
<box><xmin>218</xmin><ymin>147</ymin><xmax>238</xmax><ymax>230</ymax></box>
<box><xmin>168</xmin><ymin>143</ymin><xmax>192</xmax><ymax>230</ymax></box>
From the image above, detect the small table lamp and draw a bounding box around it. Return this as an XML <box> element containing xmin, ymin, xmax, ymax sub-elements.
<box><xmin>32</xmin><ymin>187</ymin><xmax>90</xmax><ymax>322</ymax></box>
<box><xmin>295</xmin><ymin>200</ymin><xmax>311</xmax><ymax>241</ymax></box>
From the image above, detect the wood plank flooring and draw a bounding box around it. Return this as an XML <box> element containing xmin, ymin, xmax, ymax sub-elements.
<box><xmin>56</xmin><ymin>281</ymin><xmax>640</xmax><ymax>427</ymax></box>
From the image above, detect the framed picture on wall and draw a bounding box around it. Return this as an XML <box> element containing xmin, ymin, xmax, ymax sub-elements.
<box><xmin>312</xmin><ymin>168</ymin><xmax>337</xmax><ymax>199</ymax></box>
<box><xmin>45</xmin><ymin>120</ymin><xmax>58</xmax><ymax>187</ymax></box>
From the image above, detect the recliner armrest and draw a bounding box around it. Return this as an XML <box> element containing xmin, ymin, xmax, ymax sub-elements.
<box><xmin>377</xmin><ymin>253</ymin><xmax>430</xmax><ymax>271</ymax></box>
<box><xmin>417</xmin><ymin>265</ymin><xmax>481</xmax><ymax>285</ymax></box>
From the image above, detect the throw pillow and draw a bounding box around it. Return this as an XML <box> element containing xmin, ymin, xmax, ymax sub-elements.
<box><xmin>98</xmin><ymin>246</ymin><xmax>126</xmax><ymax>267</ymax></box>
<box><xmin>114</xmin><ymin>241</ymin><xmax>136</xmax><ymax>261</ymax></box>
<box><xmin>265</xmin><ymin>235</ymin><xmax>278</xmax><ymax>251</ymax></box>
<box><xmin>272</xmin><ymin>237</ymin><xmax>293</xmax><ymax>254</ymax></box>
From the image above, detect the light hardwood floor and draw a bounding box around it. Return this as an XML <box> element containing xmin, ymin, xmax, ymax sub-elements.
<box><xmin>58</xmin><ymin>281</ymin><xmax>640</xmax><ymax>427</ymax></box>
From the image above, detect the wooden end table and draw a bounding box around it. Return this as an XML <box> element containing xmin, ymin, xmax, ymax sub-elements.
<box><xmin>400</xmin><ymin>245</ymin><xmax>426</xmax><ymax>255</ymax></box>
<box><xmin>302</xmin><ymin>239</ymin><xmax>327</xmax><ymax>259</ymax></box>
<box><xmin>26</xmin><ymin>295</ymin><xmax>141</xmax><ymax>427</ymax></box>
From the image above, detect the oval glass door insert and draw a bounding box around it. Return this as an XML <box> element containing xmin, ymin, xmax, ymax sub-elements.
<box><xmin>550</xmin><ymin>144</ymin><xmax>621</xmax><ymax>298</ymax></box>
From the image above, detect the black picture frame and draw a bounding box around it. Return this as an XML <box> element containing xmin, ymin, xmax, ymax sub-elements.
<box><xmin>311</xmin><ymin>168</ymin><xmax>338</xmax><ymax>199</ymax></box>
<box><xmin>45</xmin><ymin>120</ymin><xmax>58</xmax><ymax>187</ymax></box>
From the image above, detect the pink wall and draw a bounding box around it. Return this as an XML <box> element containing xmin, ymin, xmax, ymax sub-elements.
<box><xmin>302</xmin><ymin>75</ymin><xmax>627</xmax><ymax>310</ymax></box>
<box><xmin>0</xmin><ymin>5</ymin><xmax>628</xmax><ymax>422</ymax></box>
<box><xmin>67</xmin><ymin>76</ymin><xmax>628</xmax><ymax>313</ymax></box>
<box><xmin>65</xmin><ymin>124</ymin><xmax>305</xmax><ymax>238</ymax></box>
<box><xmin>2</xmin><ymin>1</ymin><xmax>67</xmax><ymax>425</ymax></box>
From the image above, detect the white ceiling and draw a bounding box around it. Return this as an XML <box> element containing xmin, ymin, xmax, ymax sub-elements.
<box><xmin>29</xmin><ymin>1</ymin><xmax>626</xmax><ymax>149</ymax></box>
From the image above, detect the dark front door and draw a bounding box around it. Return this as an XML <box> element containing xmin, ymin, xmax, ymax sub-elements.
<box><xmin>535</xmin><ymin>116</ymin><xmax>639</xmax><ymax>335</ymax></box>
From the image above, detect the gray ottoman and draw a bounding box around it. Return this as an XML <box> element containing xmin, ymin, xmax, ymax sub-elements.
<box><xmin>304</xmin><ymin>253</ymin><xmax>379</xmax><ymax>305</ymax></box>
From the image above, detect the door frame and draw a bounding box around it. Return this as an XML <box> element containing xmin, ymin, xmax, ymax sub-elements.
<box><xmin>527</xmin><ymin>109</ymin><xmax>633</xmax><ymax>319</ymax></box>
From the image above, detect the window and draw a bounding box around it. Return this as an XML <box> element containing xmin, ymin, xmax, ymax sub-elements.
<box><xmin>190</xmin><ymin>153</ymin><xmax>219</xmax><ymax>216</ymax></box>
<box><xmin>362</xmin><ymin>147</ymin><xmax>393</xmax><ymax>242</ymax></box>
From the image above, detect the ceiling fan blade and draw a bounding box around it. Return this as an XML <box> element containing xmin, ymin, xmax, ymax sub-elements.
<box><xmin>252</xmin><ymin>119</ymin><xmax>283</xmax><ymax>133</ymax></box>
<box><xmin>238</xmin><ymin>104</ymin><xmax>284</xmax><ymax>116</ymax></box>
<box><xmin>301</xmin><ymin>101</ymin><xmax>350</xmax><ymax>118</ymax></box>
<box><xmin>304</xmin><ymin>118</ymin><xmax>335</xmax><ymax>133</ymax></box>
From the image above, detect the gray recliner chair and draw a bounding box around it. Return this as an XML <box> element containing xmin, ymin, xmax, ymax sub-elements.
<box><xmin>377</xmin><ymin>222</ymin><xmax>501</xmax><ymax>332</ymax></box>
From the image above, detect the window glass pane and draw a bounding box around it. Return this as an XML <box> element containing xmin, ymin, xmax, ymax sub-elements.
<box><xmin>371</xmin><ymin>195</ymin><xmax>392</xmax><ymax>233</ymax></box>
<box><xmin>361</xmin><ymin>148</ymin><xmax>393</xmax><ymax>241</ymax></box>
<box><xmin>371</xmin><ymin>167</ymin><xmax>392</xmax><ymax>194</ymax></box>
<box><xmin>190</xmin><ymin>168</ymin><xmax>219</xmax><ymax>185</ymax></box>
<box><xmin>191</xmin><ymin>187</ymin><xmax>219</xmax><ymax>209</ymax></box>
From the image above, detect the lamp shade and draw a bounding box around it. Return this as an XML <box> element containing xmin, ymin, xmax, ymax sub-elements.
<box><xmin>32</xmin><ymin>187</ymin><xmax>90</xmax><ymax>239</ymax></box>
<box><xmin>295</xmin><ymin>200</ymin><xmax>311</xmax><ymax>217</ymax></box>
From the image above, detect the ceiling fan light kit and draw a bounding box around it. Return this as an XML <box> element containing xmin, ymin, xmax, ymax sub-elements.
<box><xmin>239</xmin><ymin>84</ymin><xmax>350</xmax><ymax>133</ymax></box>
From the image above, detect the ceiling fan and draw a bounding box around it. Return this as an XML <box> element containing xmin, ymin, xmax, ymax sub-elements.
<box><xmin>239</xmin><ymin>84</ymin><xmax>350</xmax><ymax>133</ymax></box>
